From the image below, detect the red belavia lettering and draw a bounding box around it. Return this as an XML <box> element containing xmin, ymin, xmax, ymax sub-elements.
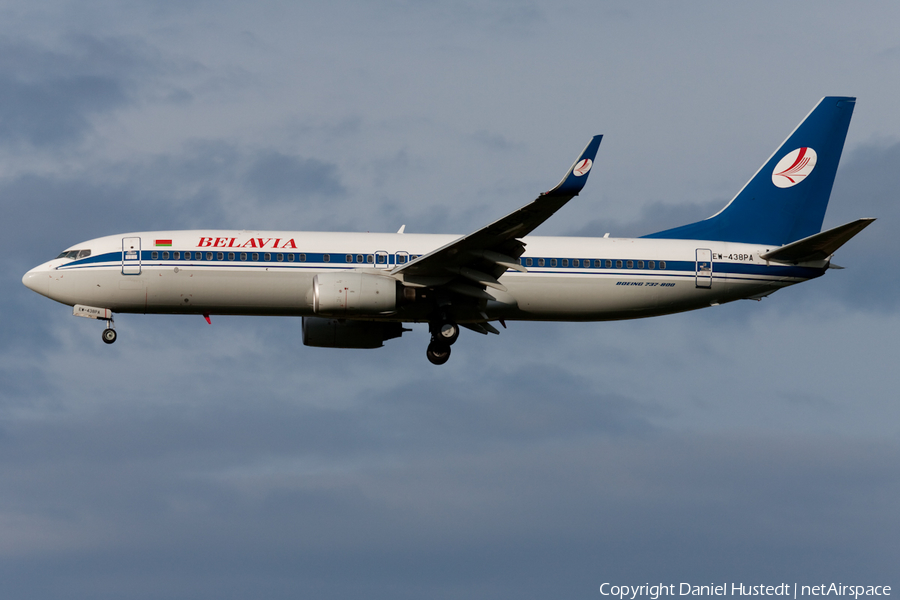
<box><xmin>196</xmin><ymin>237</ymin><xmax>299</xmax><ymax>249</ymax></box>
<box><xmin>23</xmin><ymin>98</ymin><xmax>874</xmax><ymax>364</ymax></box>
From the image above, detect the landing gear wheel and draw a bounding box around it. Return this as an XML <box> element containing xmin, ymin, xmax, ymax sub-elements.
<box><xmin>102</xmin><ymin>328</ymin><xmax>117</xmax><ymax>344</ymax></box>
<box><xmin>432</xmin><ymin>320</ymin><xmax>460</xmax><ymax>345</ymax></box>
<box><xmin>426</xmin><ymin>341</ymin><xmax>451</xmax><ymax>365</ymax></box>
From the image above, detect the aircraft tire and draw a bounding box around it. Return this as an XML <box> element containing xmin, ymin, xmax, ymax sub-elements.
<box><xmin>426</xmin><ymin>341</ymin><xmax>451</xmax><ymax>365</ymax></box>
<box><xmin>102</xmin><ymin>328</ymin><xmax>117</xmax><ymax>344</ymax></box>
<box><xmin>433</xmin><ymin>320</ymin><xmax>460</xmax><ymax>345</ymax></box>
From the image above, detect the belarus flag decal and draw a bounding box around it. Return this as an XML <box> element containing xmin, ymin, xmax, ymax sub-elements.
<box><xmin>155</xmin><ymin>239</ymin><xmax>173</xmax><ymax>247</ymax></box>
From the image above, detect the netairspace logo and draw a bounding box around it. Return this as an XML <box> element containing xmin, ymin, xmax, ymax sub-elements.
<box><xmin>599</xmin><ymin>583</ymin><xmax>891</xmax><ymax>600</ymax></box>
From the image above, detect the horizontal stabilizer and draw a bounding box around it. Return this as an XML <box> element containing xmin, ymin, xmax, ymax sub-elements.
<box><xmin>760</xmin><ymin>218</ymin><xmax>874</xmax><ymax>264</ymax></box>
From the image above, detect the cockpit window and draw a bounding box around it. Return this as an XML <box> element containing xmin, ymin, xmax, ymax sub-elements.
<box><xmin>56</xmin><ymin>249</ymin><xmax>91</xmax><ymax>260</ymax></box>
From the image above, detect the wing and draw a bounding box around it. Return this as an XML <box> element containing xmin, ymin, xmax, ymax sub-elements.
<box><xmin>392</xmin><ymin>135</ymin><xmax>602</xmax><ymax>300</ymax></box>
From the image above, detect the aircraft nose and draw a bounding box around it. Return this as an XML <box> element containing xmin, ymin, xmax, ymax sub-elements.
<box><xmin>22</xmin><ymin>268</ymin><xmax>51</xmax><ymax>298</ymax></box>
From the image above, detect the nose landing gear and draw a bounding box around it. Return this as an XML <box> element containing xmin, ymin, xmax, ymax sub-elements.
<box><xmin>73</xmin><ymin>305</ymin><xmax>117</xmax><ymax>344</ymax></box>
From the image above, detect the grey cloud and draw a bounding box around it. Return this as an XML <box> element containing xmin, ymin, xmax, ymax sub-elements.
<box><xmin>471</xmin><ymin>130</ymin><xmax>526</xmax><ymax>152</ymax></box>
<box><xmin>568</xmin><ymin>198</ymin><xmax>724</xmax><ymax>238</ymax></box>
<box><xmin>0</xmin><ymin>35</ymin><xmax>193</xmax><ymax>147</ymax></box>
<box><xmin>244</xmin><ymin>151</ymin><xmax>345</xmax><ymax>200</ymax></box>
<box><xmin>0</xmin><ymin>73</ymin><xmax>127</xmax><ymax>145</ymax></box>
<box><xmin>1</xmin><ymin>403</ymin><xmax>897</xmax><ymax>599</ymax></box>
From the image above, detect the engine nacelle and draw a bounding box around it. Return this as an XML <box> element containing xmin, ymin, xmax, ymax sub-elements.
<box><xmin>313</xmin><ymin>272</ymin><xmax>398</xmax><ymax>315</ymax></box>
<box><xmin>301</xmin><ymin>317</ymin><xmax>405</xmax><ymax>349</ymax></box>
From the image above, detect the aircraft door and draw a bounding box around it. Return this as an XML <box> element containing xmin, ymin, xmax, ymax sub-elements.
<box><xmin>695</xmin><ymin>248</ymin><xmax>712</xmax><ymax>288</ymax></box>
<box><xmin>122</xmin><ymin>237</ymin><xmax>141</xmax><ymax>275</ymax></box>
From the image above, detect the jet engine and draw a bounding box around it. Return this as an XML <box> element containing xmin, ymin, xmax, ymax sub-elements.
<box><xmin>312</xmin><ymin>272</ymin><xmax>398</xmax><ymax>315</ymax></box>
<box><xmin>301</xmin><ymin>317</ymin><xmax>406</xmax><ymax>349</ymax></box>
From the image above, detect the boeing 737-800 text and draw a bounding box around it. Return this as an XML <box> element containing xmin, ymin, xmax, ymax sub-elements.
<box><xmin>23</xmin><ymin>97</ymin><xmax>873</xmax><ymax>364</ymax></box>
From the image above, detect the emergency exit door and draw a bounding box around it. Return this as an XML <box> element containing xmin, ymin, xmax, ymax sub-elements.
<box><xmin>695</xmin><ymin>248</ymin><xmax>712</xmax><ymax>288</ymax></box>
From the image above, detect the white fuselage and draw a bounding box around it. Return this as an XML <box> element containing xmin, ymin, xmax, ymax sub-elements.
<box><xmin>23</xmin><ymin>230</ymin><xmax>824</xmax><ymax>322</ymax></box>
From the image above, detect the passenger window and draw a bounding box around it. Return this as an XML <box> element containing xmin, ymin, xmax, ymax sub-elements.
<box><xmin>561</xmin><ymin>259</ymin><xmax>568</xmax><ymax>267</ymax></box>
<box><xmin>264</xmin><ymin>253</ymin><xmax>271</xmax><ymax>261</ymax></box>
<box><xmin>649</xmin><ymin>260</ymin><xmax>655</xmax><ymax>269</ymax></box>
<box><xmin>616</xmin><ymin>260</ymin><xmax>623</xmax><ymax>268</ymax></box>
<box><xmin>206</xmin><ymin>252</ymin><xmax>213</xmax><ymax>260</ymax></box>
<box><xmin>605</xmin><ymin>260</ymin><xmax>612</xmax><ymax>268</ymax></box>
<box><xmin>252</xmin><ymin>253</ymin><xmax>259</xmax><ymax>261</ymax></box>
<box><xmin>525</xmin><ymin>258</ymin><xmax>533</xmax><ymax>266</ymax></box>
<box><xmin>538</xmin><ymin>258</ymin><xmax>545</xmax><ymax>267</ymax></box>
<box><xmin>637</xmin><ymin>260</ymin><xmax>644</xmax><ymax>269</ymax></box>
<box><xmin>346</xmin><ymin>254</ymin><xmax>353</xmax><ymax>263</ymax></box>
<box><xmin>356</xmin><ymin>254</ymin><xmax>363</xmax><ymax>263</ymax></box>
<box><xmin>397</xmin><ymin>254</ymin><xmax>407</xmax><ymax>264</ymax></box>
<box><xmin>152</xmin><ymin>251</ymin><xmax>159</xmax><ymax>259</ymax></box>
<box><xmin>550</xmin><ymin>259</ymin><xmax>557</xmax><ymax>267</ymax></box>
<box><xmin>626</xmin><ymin>260</ymin><xmax>633</xmax><ymax>268</ymax></box>
<box><xmin>572</xmin><ymin>259</ymin><xmax>579</xmax><ymax>267</ymax></box>
<box><xmin>660</xmin><ymin>261</ymin><xmax>666</xmax><ymax>269</ymax></box>
<box><xmin>217</xmin><ymin>252</ymin><xmax>224</xmax><ymax>260</ymax></box>
<box><xmin>240</xmin><ymin>253</ymin><xmax>247</xmax><ymax>261</ymax></box>
<box><xmin>277</xmin><ymin>253</ymin><xmax>284</xmax><ymax>261</ymax></box>
<box><xmin>228</xmin><ymin>252</ymin><xmax>235</xmax><ymax>260</ymax></box>
<box><xmin>161</xmin><ymin>251</ymin><xmax>168</xmax><ymax>259</ymax></box>
<box><xmin>367</xmin><ymin>255</ymin><xmax>374</xmax><ymax>263</ymax></box>
<box><xmin>288</xmin><ymin>253</ymin><xmax>295</xmax><ymax>262</ymax></box>
<box><xmin>323</xmin><ymin>254</ymin><xmax>330</xmax><ymax>262</ymax></box>
<box><xmin>299</xmin><ymin>254</ymin><xmax>306</xmax><ymax>262</ymax></box>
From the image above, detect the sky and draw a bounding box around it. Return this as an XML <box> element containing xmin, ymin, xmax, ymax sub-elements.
<box><xmin>1</xmin><ymin>2</ymin><xmax>899</xmax><ymax>599</ymax></box>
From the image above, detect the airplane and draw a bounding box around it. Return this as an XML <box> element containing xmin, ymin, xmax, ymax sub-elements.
<box><xmin>22</xmin><ymin>96</ymin><xmax>873</xmax><ymax>365</ymax></box>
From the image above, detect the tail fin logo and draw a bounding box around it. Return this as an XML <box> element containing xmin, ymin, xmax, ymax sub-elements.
<box><xmin>572</xmin><ymin>158</ymin><xmax>592</xmax><ymax>177</ymax></box>
<box><xmin>772</xmin><ymin>147</ymin><xmax>817</xmax><ymax>188</ymax></box>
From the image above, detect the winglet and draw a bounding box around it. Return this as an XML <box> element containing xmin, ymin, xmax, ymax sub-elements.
<box><xmin>546</xmin><ymin>135</ymin><xmax>603</xmax><ymax>196</ymax></box>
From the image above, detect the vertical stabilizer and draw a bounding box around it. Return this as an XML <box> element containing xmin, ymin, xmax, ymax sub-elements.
<box><xmin>644</xmin><ymin>97</ymin><xmax>855</xmax><ymax>246</ymax></box>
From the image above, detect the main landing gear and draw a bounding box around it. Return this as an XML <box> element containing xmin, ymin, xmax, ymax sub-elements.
<box><xmin>426</xmin><ymin>318</ymin><xmax>460</xmax><ymax>365</ymax></box>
